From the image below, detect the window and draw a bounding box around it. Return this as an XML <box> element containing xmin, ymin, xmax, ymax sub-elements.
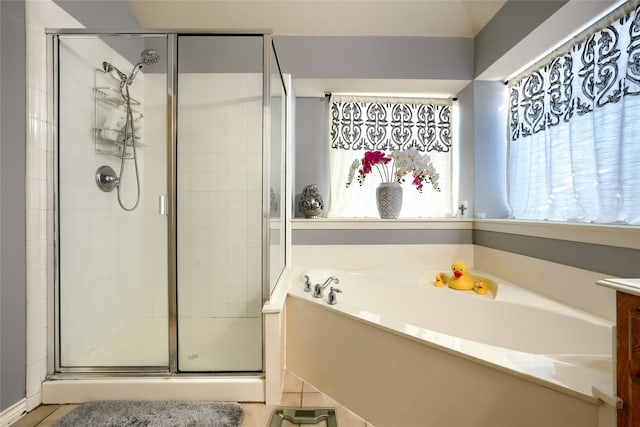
<box><xmin>326</xmin><ymin>95</ymin><xmax>454</xmax><ymax>218</ymax></box>
<box><xmin>508</xmin><ymin>3</ymin><xmax>640</xmax><ymax>225</ymax></box>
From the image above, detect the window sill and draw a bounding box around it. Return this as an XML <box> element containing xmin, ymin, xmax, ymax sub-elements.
<box><xmin>473</xmin><ymin>218</ymin><xmax>640</xmax><ymax>249</ymax></box>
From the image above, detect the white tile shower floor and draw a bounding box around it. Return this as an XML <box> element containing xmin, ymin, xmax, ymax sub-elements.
<box><xmin>71</xmin><ymin>317</ymin><xmax>261</xmax><ymax>371</ymax></box>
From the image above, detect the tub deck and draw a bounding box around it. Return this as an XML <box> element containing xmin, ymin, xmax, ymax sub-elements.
<box><xmin>290</xmin><ymin>268</ymin><xmax>614</xmax><ymax>403</ymax></box>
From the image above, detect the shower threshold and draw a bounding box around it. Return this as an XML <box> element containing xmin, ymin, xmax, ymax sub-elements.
<box><xmin>41</xmin><ymin>375</ymin><xmax>265</xmax><ymax>404</ymax></box>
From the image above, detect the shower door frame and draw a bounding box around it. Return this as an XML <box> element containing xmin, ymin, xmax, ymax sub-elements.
<box><xmin>50</xmin><ymin>30</ymin><xmax>284</xmax><ymax>376</ymax></box>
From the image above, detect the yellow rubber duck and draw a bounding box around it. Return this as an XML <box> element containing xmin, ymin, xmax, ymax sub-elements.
<box><xmin>474</xmin><ymin>279</ymin><xmax>489</xmax><ymax>295</ymax></box>
<box><xmin>446</xmin><ymin>261</ymin><xmax>476</xmax><ymax>290</ymax></box>
<box><xmin>434</xmin><ymin>261</ymin><xmax>487</xmax><ymax>295</ymax></box>
<box><xmin>434</xmin><ymin>272</ymin><xmax>445</xmax><ymax>287</ymax></box>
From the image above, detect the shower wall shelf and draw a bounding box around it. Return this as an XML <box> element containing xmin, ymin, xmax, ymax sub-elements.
<box><xmin>93</xmin><ymin>74</ymin><xmax>144</xmax><ymax>158</ymax></box>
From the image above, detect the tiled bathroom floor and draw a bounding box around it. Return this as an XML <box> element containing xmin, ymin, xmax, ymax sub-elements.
<box><xmin>11</xmin><ymin>371</ymin><xmax>373</xmax><ymax>427</ymax></box>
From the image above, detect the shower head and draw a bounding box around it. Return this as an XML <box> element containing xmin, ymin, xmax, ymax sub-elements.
<box><xmin>128</xmin><ymin>49</ymin><xmax>161</xmax><ymax>84</ymax></box>
<box><xmin>140</xmin><ymin>49</ymin><xmax>160</xmax><ymax>66</ymax></box>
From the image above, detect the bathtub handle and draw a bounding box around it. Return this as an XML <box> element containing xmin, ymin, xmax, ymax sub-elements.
<box><xmin>313</xmin><ymin>276</ymin><xmax>340</xmax><ymax>298</ymax></box>
<box><xmin>328</xmin><ymin>287</ymin><xmax>342</xmax><ymax>305</ymax></box>
<box><xmin>303</xmin><ymin>275</ymin><xmax>312</xmax><ymax>292</ymax></box>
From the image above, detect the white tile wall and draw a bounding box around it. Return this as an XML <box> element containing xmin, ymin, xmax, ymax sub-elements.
<box><xmin>56</xmin><ymin>36</ymin><xmax>155</xmax><ymax>366</ymax></box>
<box><xmin>141</xmin><ymin>72</ymin><xmax>170</xmax><ymax>321</ymax></box>
<box><xmin>26</xmin><ymin>0</ymin><xmax>170</xmax><ymax>403</ymax></box>
<box><xmin>25</xmin><ymin>0</ymin><xmax>83</xmax><ymax>411</ymax></box>
<box><xmin>177</xmin><ymin>73</ymin><xmax>263</xmax><ymax>319</ymax></box>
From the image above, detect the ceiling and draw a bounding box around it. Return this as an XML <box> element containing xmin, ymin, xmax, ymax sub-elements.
<box><xmin>125</xmin><ymin>0</ymin><xmax>508</xmax><ymax>96</ymax></box>
<box><xmin>123</xmin><ymin>0</ymin><xmax>618</xmax><ymax>97</ymax></box>
<box><xmin>126</xmin><ymin>1</ymin><xmax>508</xmax><ymax>37</ymax></box>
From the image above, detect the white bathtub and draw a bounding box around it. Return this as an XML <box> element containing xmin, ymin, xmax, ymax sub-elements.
<box><xmin>286</xmin><ymin>267</ymin><xmax>614</xmax><ymax>427</ymax></box>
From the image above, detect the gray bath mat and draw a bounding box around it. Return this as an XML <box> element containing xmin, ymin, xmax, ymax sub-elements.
<box><xmin>53</xmin><ymin>400</ymin><xmax>244</xmax><ymax>427</ymax></box>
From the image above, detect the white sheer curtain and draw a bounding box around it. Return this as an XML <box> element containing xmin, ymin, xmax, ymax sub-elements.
<box><xmin>508</xmin><ymin>3</ymin><xmax>640</xmax><ymax>225</ymax></box>
<box><xmin>326</xmin><ymin>95</ymin><xmax>453</xmax><ymax>218</ymax></box>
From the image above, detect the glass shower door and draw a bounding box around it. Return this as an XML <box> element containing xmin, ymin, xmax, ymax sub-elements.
<box><xmin>57</xmin><ymin>34</ymin><xmax>169</xmax><ymax>368</ymax></box>
<box><xmin>176</xmin><ymin>35</ymin><xmax>264</xmax><ymax>371</ymax></box>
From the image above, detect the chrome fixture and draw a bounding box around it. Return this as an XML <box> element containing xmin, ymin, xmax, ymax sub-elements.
<box><xmin>100</xmin><ymin>49</ymin><xmax>161</xmax><ymax>211</ymax></box>
<box><xmin>102</xmin><ymin>49</ymin><xmax>160</xmax><ymax>87</ymax></box>
<box><xmin>327</xmin><ymin>287</ymin><xmax>342</xmax><ymax>305</ymax></box>
<box><xmin>159</xmin><ymin>194</ymin><xmax>169</xmax><ymax>216</ymax></box>
<box><xmin>303</xmin><ymin>275</ymin><xmax>312</xmax><ymax>292</ymax></box>
<box><xmin>95</xmin><ymin>165</ymin><xmax>119</xmax><ymax>192</ymax></box>
<box><xmin>128</xmin><ymin>49</ymin><xmax>160</xmax><ymax>83</ymax></box>
<box><xmin>312</xmin><ymin>276</ymin><xmax>339</xmax><ymax>298</ymax></box>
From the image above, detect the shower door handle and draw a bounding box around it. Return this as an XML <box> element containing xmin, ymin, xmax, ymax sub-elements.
<box><xmin>159</xmin><ymin>194</ymin><xmax>168</xmax><ymax>216</ymax></box>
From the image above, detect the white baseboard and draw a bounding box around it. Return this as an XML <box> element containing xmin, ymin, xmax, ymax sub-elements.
<box><xmin>0</xmin><ymin>399</ymin><xmax>26</xmax><ymax>427</ymax></box>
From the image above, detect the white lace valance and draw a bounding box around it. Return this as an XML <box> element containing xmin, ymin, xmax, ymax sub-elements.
<box><xmin>329</xmin><ymin>95</ymin><xmax>452</xmax><ymax>153</ymax></box>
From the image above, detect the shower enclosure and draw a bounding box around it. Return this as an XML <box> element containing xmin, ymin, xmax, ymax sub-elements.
<box><xmin>54</xmin><ymin>32</ymin><xmax>287</xmax><ymax>374</ymax></box>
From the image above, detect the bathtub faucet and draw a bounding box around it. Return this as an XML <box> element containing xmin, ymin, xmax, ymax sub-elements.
<box><xmin>313</xmin><ymin>276</ymin><xmax>339</xmax><ymax>298</ymax></box>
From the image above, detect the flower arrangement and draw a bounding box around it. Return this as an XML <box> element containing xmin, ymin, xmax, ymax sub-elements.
<box><xmin>346</xmin><ymin>148</ymin><xmax>440</xmax><ymax>192</ymax></box>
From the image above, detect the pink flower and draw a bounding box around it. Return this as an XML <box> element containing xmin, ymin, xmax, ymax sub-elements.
<box><xmin>364</xmin><ymin>150</ymin><xmax>390</xmax><ymax>165</ymax></box>
<box><xmin>412</xmin><ymin>175</ymin><xmax>424</xmax><ymax>192</ymax></box>
<box><xmin>359</xmin><ymin>151</ymin><xmax>391</xmax><ymax>180</ymax></box>
<box><xmin>346</xmin><ymin>149</ymin><xmax>440</xmax><ymax>192</ymax></box>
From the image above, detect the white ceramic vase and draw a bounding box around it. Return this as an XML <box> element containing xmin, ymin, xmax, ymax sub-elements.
<box><xmin>376</xmin><ymin>182</ymin><xmax>403</xmax><ymax>219</ymax></box>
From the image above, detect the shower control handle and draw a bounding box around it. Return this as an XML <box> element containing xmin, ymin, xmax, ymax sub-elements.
<box><xmin>95</xmin><ymin>165</ymin><xmax>119</xmax><ymax>192</ymax></box>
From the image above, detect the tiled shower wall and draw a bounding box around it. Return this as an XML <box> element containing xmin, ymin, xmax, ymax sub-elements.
<box><xmin>57</xmin><ymin>36</ymin><xmax>166</xmax><ymax>365</ymax></box>
<box><xmin>177</xmin><ymin>72</ymin><xmax>263</xmax><ymax>319</ymax></box>
<box><xmin>25</xmin><ymin>0</ymin><xmax>81</xmax><ymax>411</ymax></box>
<box><xmin>141</xmin><ymin>73</ymin><xmax>169</xmax><ymax>320</ymax></box>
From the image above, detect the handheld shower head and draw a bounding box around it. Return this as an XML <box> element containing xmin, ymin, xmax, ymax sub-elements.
<box><xmin>128</xmin><ymin>49</ymin><xmax>160</xmax><ymax>83</ymax></box>
<box><xmin>140</xmin><ymin>49</ymin><xmax>160</xmax><ymax>65</ymax></box>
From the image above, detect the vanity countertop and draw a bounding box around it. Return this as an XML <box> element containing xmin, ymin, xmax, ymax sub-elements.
<box><xmin>596</xmin><ymin>278</ymin><xmax>640</xmax><ymax>297</ymax></box>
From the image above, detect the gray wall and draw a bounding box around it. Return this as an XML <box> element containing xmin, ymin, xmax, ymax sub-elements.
<box><xmin>472</xmin><ymin>81</ymin><xmax>510</xmax><ymax>218</ymax></box>
<box><xmin>1</xmin><ymin>0</ymin><xmax>27</xmax><ymax>412</ymax></box>
<box><xmin>274</xmin><ymin>35</ymin><xmax>473</xmax><ymax>80</ymax></box>
<box><xmin>456</xmin><ymin>85</ymin><xmax>475</xmax><ymax>217</ymax></box>
<box><xmin>474</xmin><ymin>0</ymin><xmax>568</xmax><ymax>77</ymax></box>
<box><xmin>293</xmin><ymin>97</ymin><xmax>329</xmax><ymax>217</ymax></box>
<box><xmin>293</xmin><ymin>229</ymin><xmax>472</xmax><ymax>245</ymax></box>
<box><xmin>53</xmin><ymin>0</ymin><xmax>141</xmax><ymax>29</ymax></box>
<box><xmin>474</xmin><ymin>230</ymin><xmax>640</xmax><ymax>277</ymax></box>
